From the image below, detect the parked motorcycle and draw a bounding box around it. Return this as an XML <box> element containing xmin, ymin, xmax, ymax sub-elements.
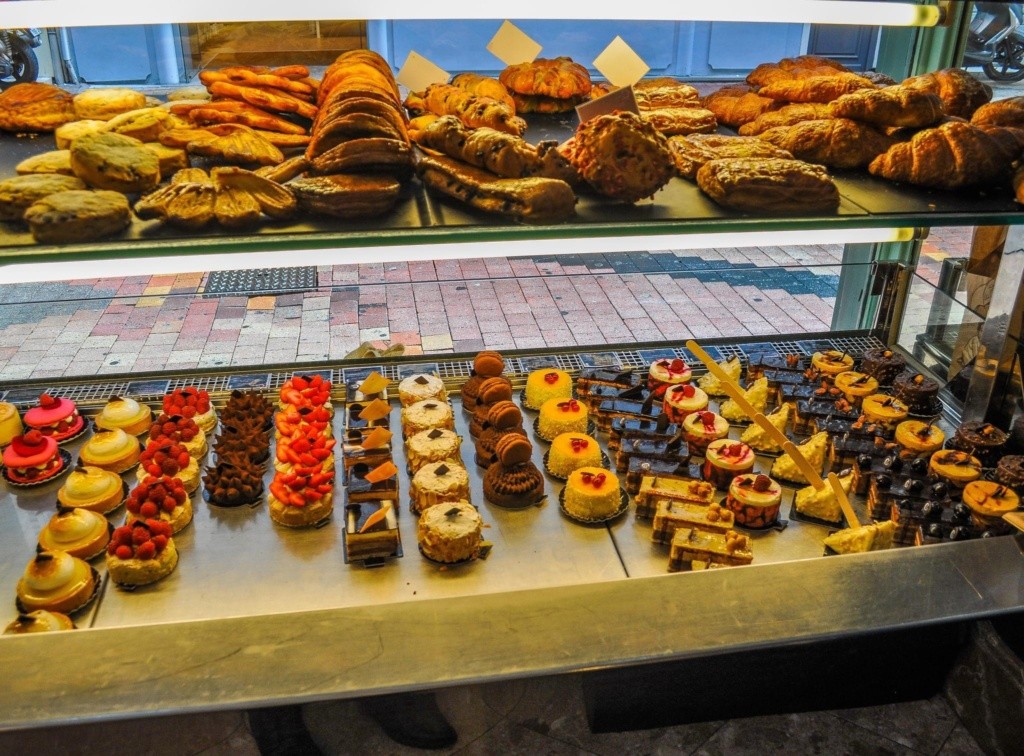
<box><xmin>0</xmin><ymin>27</ymin><xmax>41</xmax><ymax>89</ymax></box>
<box><xmin>965</xmin><ymin>2</ymin><xmax>1024</xmax><ymax>82</ymax></box>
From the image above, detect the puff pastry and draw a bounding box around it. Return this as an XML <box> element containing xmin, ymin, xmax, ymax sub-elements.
<box><xmin>668</xmin><ymin>134</ymin><xmax>792</xmax><ymax>180</ymax></box>
<box><xmin>450</xmin><ymin>73</ymin><xmax>515</xmax><ymax>111</ymax></box>
<box><xmin>756</xmin><ymin>73</ymin><xmax>876</xmax><ymax>104</ymax></box>
<box><xmin>900</xmin><ymin>68</ymin><xmax>991</xmax><ymax>119</ymax></box>
<box><xmin>829</xmin><ymin>85</ymin><xmax>944</xmax><ymax>128</ymax></box>
<box><xmin>737</xmin><ymin>103</ymin><xmax>833</xmax><ymax>136</ymax></box>
<box><xmin>757</xmin><ymin>118</ymin><xmax>897</xmax><ymax>169</ymax></box>
<box><xmin>642</xmin><ymin>107</ymin><xmax>717</xmax><ymax>136</ymax></box>
<box><xmin>499</xmin><ymin>57</ymin><xmax>592</xmax><ymax>99</ymax></box>
<box><xmin>702</xmin><ymin>85</ymin><xmax>780</xmax><ymax>128</ymax></box>
<box><xmin>696</xmin><ymin>157</ymin><xmax>840</xmax><ymax>214</ymax></box>
<box><xmin>405</xmin><ymin>83</ymin><xmax>526</xmax><ymax>136</ymax></box>
<box><xmin>971</xmin><ymin>96</ymin><xmax>1024</xmax><ymax>128</ymax></box>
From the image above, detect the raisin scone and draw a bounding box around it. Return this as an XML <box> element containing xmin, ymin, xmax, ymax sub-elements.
<box><xmin>72</xmin><ymin>88</ymin><xmax>147</xmax><ymax>121</ymax></box>
<box><xmin>23</xmin><ymin>190</ymin><xmax>131</xmax><ymax>244</ymax></box>
<box><xmin>696</xmin><ymin>157</ymin><xmax>840</xmax><ymax>214</ymax></box>
<box><xmin>70</xmin><ymin>132</ymin><xmax>161</xmax><ymax>192</ymax></box>
<box><xmin>15</xmin><ymin>150</ymin><xmax>74</xmax><ymax>177</ymax></box>
<box><xmin>0</xmin><ymin>174</ymin><xmax>87</xmax><ymax>221</ymax></box>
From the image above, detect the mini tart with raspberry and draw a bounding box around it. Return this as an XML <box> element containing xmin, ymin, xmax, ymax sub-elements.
<box><xmin>274</xmin><ymin>405</ymin><xmax>333</xmax><ymax>440</ymax></box>
<box><xmin>37</xmin><ymin>507</ymin><xmax>111</xmax><ymax>560</ymax></box>
<box><xmin>537</xmin><ymin>397</ymin><xmax>589</xmax><ymax>441</ymax></box>
<box><xmin>125</xmin><ymin>474</ymin><xmax>193</xmax><ymax>533</ymax></box>
<box><xmin>269</xmin><ymin>466</ymin><xmax>334</xmax><ymax>527</ymax></box>
<box><xmin>725</xmin><ymin>473</ymin><xmax>783</xmax><ymax>528</ymax></box>
<box><xmin>149</xmin><ymin>413</ymin><xmax>207</xmax><ymax>459</ymax></box>
<box><xmin>4</xmin><ymin>610</ymin><xmax>75</xmax><ymax>635</ymax></box>
<box><xmin>279</xmin><ymin>374</ymin><xmax>333</xmax><ymax>414</ymax></box>
<box><xmin>22</xmin><ymin>393</ymin><xmax>83</xmax><ymax>443</ymax></box>
<box><xmin>77</xmin><ymin>428</ymin><xmax>140</xmax><ymax>475</ymax></box>
<box><xmin>648</xmin><ymin>357</ymin><xmax>693</xmax><ymax>394</ymax></box>
<box><xmin>275</xmin><ymin>431</ymin><xmax>335</xmax><ymax>473</ymax></box>
<box><xmin>523</xmin><ymin>369</ymin><xmax>572</xmax><ymax>411</ymax></box>
<box><xmin>16</xmin><ymin>551</ymin><xmax>96</xmax><ymax>614</ymax></box>
<box><xmin>57</xmin><ymin>465</ymin><xmax>125</xmax><ymax>514</ymax></box>
<box><xmin>546</xmin><ymin>432</ymin><xmax>603</xmax><ymax>478</ymax></box>
<box><xmin>163</xmin><ymin>387</ymin><xmax>217</xmax><ymax>434</ymax></box>
<box><xmin>703</xmin><ymin>439</ymin><xmax>756</xmax><ymax>490</ymax></box>
<box><xmin>2</xmin><ymin>430</ymin><xmax>65</xmax><ymax>484</ymax></box>
<box><xmin>137</xmin><ymin>439</ymin><xmax>200</xmax><ymax>494</ymax></box>
<box><xmin>106</xmin><ymin>518</ymin><xmax>178</xmax><ymax>586</ymax></box>
<box><xmin>662</xmin><ymin>383</ymin><xmax>709</xmax><ymax>424</ymax></box>
<box><xmin>94</xmin><ymin>396</ymin><xmax>153</xmax><ymax>436</ymax></box>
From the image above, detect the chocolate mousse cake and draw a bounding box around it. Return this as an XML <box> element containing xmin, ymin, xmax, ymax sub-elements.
<box><xmin>860</xmin><ymin>347</ymin><xmax>907</xmax><ymax>385</ymax></box>
<box><xmin>948</xmin><ymin>421</ymin><xmax>1009</xmax><ymax>467</ymax></box>
<box><xmin>995</xmin><ymin>454</ymin><xmax>1024</xmax><ymax>490</ymax></box>
<box><xmin>608</xmin><ymin>414</ymin><xmax>680</xmax><ymax>452</ymax></box>
<box><xmin>614</xmin><ymin>433</ymin><xmax>689</xmax><ymax>473</ymax></box>
<box><xmin>892</xmin><ymin>371</ymin><xmax>941</xmax><ymax>415</ymax></box>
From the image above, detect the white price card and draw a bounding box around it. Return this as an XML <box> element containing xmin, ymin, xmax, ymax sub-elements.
<box><xmin>486</xmin><ymin>20</ymin><xmax>542</xmax><ymax>66</ymax></box>
<box><xmin>576</xmin><ymin>85</ymin><xmax>639</xmax><ymax>124</ymax></box>
<box><xmin>593</xmin><ymin>36</ymin><xmax>650</xmax><ymax>88</ymax></box>
<box><xmin>396</xmin><ymin>51</ymin><xmax>450</xmax><ymax>94</ymax></box>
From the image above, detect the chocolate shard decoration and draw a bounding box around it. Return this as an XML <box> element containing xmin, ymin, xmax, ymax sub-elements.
<box><xmin>428</xmin><ymin>429</ymin><xmax>443</xmax><ymax>439</ymax></box>
<box><xmin>445</xmin><ymin>506</ymin><xmax>461</xmax><ymax>518</ymax></box>
<box><xmin>425</xmin><ymin>403</ymin><xmax>437</xmax><ymax>409</ymax></box>
<box><xmin>57</xmin><ymin>506</ymin><xmax>75</xmax><ymax>516</ymax></box>
<box><xmin>656</xmin><ymin>412</ymin><xmax>670</xmax><ymax>432</ymax></box>
<box><xmin>415</xmin><ymin>375</ymin><xmax>430</xmax><ymax>385</ymax></box>
<box><xmin>641</xmin><ymin>392</ymin><xmax>656</xmax><ymax>414</ymax></box>
<box><xmin>435</xmin><ymin>464</ymin><xmax>450</xmax><ymax>476</ymax></box>
<box><xmin>620</xmin><ymin>385</ymin><xmax>644</xmax><ymax>400</ymax></box>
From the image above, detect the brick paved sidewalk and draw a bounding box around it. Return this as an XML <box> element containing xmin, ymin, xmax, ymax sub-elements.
<box><xmin>0</xmin><ymin>237</ymin><xmax>964</xmax><ymax>382</ymax></box>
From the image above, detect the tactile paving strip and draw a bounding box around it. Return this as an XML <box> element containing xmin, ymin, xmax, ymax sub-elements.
<box><xmin>205</xmin><ymin>267</ymin><xmax>317</xmax><ymax>296</ymax></box>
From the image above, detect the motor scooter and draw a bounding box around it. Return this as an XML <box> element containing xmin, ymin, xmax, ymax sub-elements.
<box><xmin>0</xmin><ymin>28</ymin><xmax>41</xmax><ymax>89</ymax></box>
<box><xmin>964</xmin><ymin>2</ymin><xmax>1024</xmax><ymax>82</ymax></box>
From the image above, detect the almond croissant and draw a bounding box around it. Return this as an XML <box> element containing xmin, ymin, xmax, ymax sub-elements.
<box><xmin>868</xmin><ymin>121</ymin><xmax>1024</xmax><ymax>190</ymax></box>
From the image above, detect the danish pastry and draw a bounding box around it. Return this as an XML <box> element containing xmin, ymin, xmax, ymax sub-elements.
<box><xmin>696</xmin><ymin>157</ymin><xmax>840</xmax><ymax>214</ymax></box>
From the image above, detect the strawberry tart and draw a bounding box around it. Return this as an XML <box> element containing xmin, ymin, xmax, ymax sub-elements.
<box><xmin>269</xmin><ymin>466</ymin><xmax>335</xmax><ymax>527</ymax></box>
<box><xmin>106</xmin><ymin>518</ymin><xmax>178</xmax><ymax>586</ymax></box>
<box><xmin>275</xmin><ymin>431</ymin><xmax>335</xmax><ymax>473</ymax></box>
<box><xmin>280</xmin><ymin>374</ymin><xmax>333</xmax><ymax>414</ymax></box>
<box><xmin>126</xmin><ymin>474</ymin><xmax>193</xmax><ymax>533</ymax></box>
<box><xmin>2</xmin><ymin>430</ymin><xmax>66</xmax><ymax>484</ymax></box>
<box><xmin>23</xmin><ymin>393</ymin><xmax>84</xmax><ymax>442</ymax></box>
<box><xmin>163</xmin><ymin>387</ymin><xmax>217</xmax><ymax>433</ymax></box>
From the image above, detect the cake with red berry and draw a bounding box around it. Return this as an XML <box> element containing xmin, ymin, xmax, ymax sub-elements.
<box><xmin>163</xmin><ymin>387</ymin><xmax>217</xmax><ymax>434</ymax></box>
<box><xmin>279</xmin><ymin>374</ymin><xmax>333</xmax><ymax>414</ymax></box>
<box><xmin>546</xmin><ymin>432</ymin><xmax>603</xmax><ymax>478</ymax></box>
<box><xmin>2</xmin><ymin>430</ymin><xmax>65</xmax><ymax>484</ymax></box>
<box><xmin>106</xmin><ymin>519</ymin><xmax>178</xmax><ymax>586</ymax></box>
<box><xmin>275</xmin><ymin>431</ymin><xmax>335</xmax><ymax>473</ymax></box>
<box><xmin>137</xmin><ymin>439</ymin><xmax>200</xmax><ymax>494</ymax></box>
<box><xmin>23</xmin><ymin>393</ymin><xmax>83</xmax><ymax>442</ymax></box>
<box><xmin>703</xmin><ymin>439</ymin><xmax>756</xmax><ymax>489</ymax></box>
<box><xmin>275</xmin><ymin>404</ymin><xmax>333</xmax><ymax>440</ymax></box>
<box><xmin>269</xmin><ymin>466</ymin><xmax>334</xmax><ymax>527</ymax></box>
<box><xmin>125</xmin><ymin>474</ymin><xmax>193</xmax><ymax>533</ymax></box>
<box><xmin>563</xmin><ymin>467</ymin><xmax>622</xmax><ymax>520</ymax></box>
<box><xmin>647</xmin><ymin>357</ymin><xmax>692</xmax><ymax>396</ymax></box>
<box><xmin>725</xmin><ymin>473</ymin><xmax>783</xmax><ymax>528</ymax></box>
<box><xmin>37</xmin><ymin>507</ymin><xmax>111</xmax><ymax>560</ymax></box>
<box><xmin>682</xmin><ymin>411</ymin><xmax>730</xmax><ymax>452</ymax></box>
<box><xmin>662</xmin><ymin>383</ymin><xmax>709</xmax><ymax>423</ymax></box>
<box><xmin>149</xmin><ymin>412</ymin><xmax>207</xmax><ymax>459</ymax></box>
<box><xmin>94</xmin><ymin>396</ymin><xmax>153</xmax><ymax>436</ymax></box>
<box><xmin>523</xmin><ymin>368</ymin><xmax>572</xmax><ymax>411</ymax></box>
<box><xmin>536</xmin><ymin>397</ymin><xmax>589</xmax><ymax>441</ymax></box>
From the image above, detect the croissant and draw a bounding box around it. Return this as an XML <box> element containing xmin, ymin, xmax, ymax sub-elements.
<box><xmin>829</xmin><ymin>85</ymin><xmax>944</xmax><ymax>128</ymax></box>
<box><xmin>499</xmin><ymin>57</ymin><xmax>591</xmax><ymax>99</ymax></box>
<box><xmin>405</xmin><ymin>84</ymin><xmax>526</xmax><ymax>136</ymax></box>
<box><xmin>868</xmin><ymin>121</ymin><xmax>1024</xmax><ymax>190</ymax></box>
<box><xmin>703</xmin><ymin>85</ymin><xmax>780</xmax><ymax>128</ymax></box>
<box><xmin>757</xmin><ymin>73</ymin><xmax>876</xmax><ymax>104</ymax></box>
<box><xmin>971</xmin><ymin>96</ymin><xmax>1024</xmax><ymax>128</ymax></box>
<box><xmin>450</xmin><ymin>73</ymin><xmax>515</xmax><ymax>111</ymax></box>
<box><xmin>737</xmin><ymin>103</ymin><xmax>833</xmax><ymax>136</ymax></box>
<box><xmin>747</xmin><ymin>55</ymin><xmax>850</xmax><ymax>87</ymax></box>
<box><xmin>900</xmin><ymin>68</ymin><xmax>991</xmax><ymax>119</ymax></box>
<box><xmin>757</xmin><ymin>118</ymin><xmax>896</xmax><ymax>169</ymax></box>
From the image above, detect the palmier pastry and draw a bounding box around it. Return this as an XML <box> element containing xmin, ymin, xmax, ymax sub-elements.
<box><xmin>0</xmin><ymin>174</ymin><xmax>87</xmax><ymax>222</ymax></box>
<box><xmin>642</xmin><ymin>107</ymin><xmax>717</xmax><ymax>136</ymax></box>
<box><xmin>38</xmin><ymin>507</ymin><xmax>112</xmax><ymax>560</ymax></box>
<box><xmin>869</xmin><ymin>121</ymin><xmax>1024</xmax><ymax>190</ymax></box>
<box><xmin>736</xmin><ymin>103</ymin><xmax>833</xmax><ymax>136</ymax></box>
<box><xmin>290</xmin><ymin>173</ymin><xmax>401</xmax><ymax>219</ymax></box>
<box><xmin>0</xmin><ymin>83</ymin><xmax>76</xmax><ymax>132</ymax></box>
<box><xmin>499</xmin><ymin>57</ymin><xmax>592</xmax><ymax>101</ymax></box>
<box><xmin>757</xmin><ymin>118</ymin><xmax>896</xmax><ymax>169</ymax></box>
<box><xmin>829</xmin><ymin>85</ymin><xmax>944</xmax><ymax>128</ymax></box>
<box><xmin>24</xmin><ymin>190</ymin><xmax>131</xmax><ymax>244</ymax></box>
<box><xmin>971</xmin><ymin>96</ymin><xmax>1024</xmax><ymax>128</ymax></box>
<box><xmin>134</xmin><ymin>180</ymin><xmax>217</xmax><ymax>230</ymax></box>
<box><xmin>668</xmin><ymin>134</ymin><xmax>792</xmax><ymax>180</ymax></box>
<box><xmin>900</xmin><ymin>68</ymin><xmax>992</xmax><ymax>119</ymax></box>
<box><xmin>184</xmin><ymin>123</ymin><xmax>284</xmax><ymax>166</ymax></box>
<box><xmin>702</xmin><ymin>84</ymin><xmax>780</xmax><ymax>128</ymax></box>
<box><xmin>16</xmin><ymin>551</ymin><xmax>96</xmax><ymax>614</ymax></box>
<box><xmin>696</xmin><ymin>157</ymin><xmax>840</xmax><ymax>214</ymax></box>
<box><xmin>211</xmin><ymin>166</ymin><xmax>296</xmax><ymax>219</ymax></box>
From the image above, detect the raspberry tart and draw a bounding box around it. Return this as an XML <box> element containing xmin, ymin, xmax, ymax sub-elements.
<box><xmin>37</xmin><ymin>506</ymin><xmax>112</xmax><ymax>559</ymax></box>
<box><xmin>149</xmin><ymin>412</ymin><xmax>207</xmax><ymax>459</ymax></box>
<box><xmin>125</xmin><ymin>474</ymin><xmax>193</xmax><ymax>533</ymax></box>
<box><xmin>2</xmin><ymin>430</ymin><xmax>66</xmax><ymax>484</ymax></box>
<box><xmin>106</xmin><ymin>518</ymin><xmax>178</xmax><ymax>586</ymax></box>
<box><xmin>16</xmin><ymin>551</ymin><xmax>96</xmax><ymax>614</ymax></box>
<box><xmin>163</xmin><ymin>387</ymin><xmax>217</xmax><ymax>434</ymax></box>
<box><xmin>94</xmin><ymin>396</ymin><xmax>153</xmax><ymax>436</ymax></box>
<box><xmin>269</xmin><ymin>466</ymin><xmax>334</xmax><ymax>527</ymax></box>
<box><xmin>22</xmin><ymin>393</ymin><xmax>83</xmax><ymax>442</ymax></box>
<box><xmin>137</xmin><ymin>439</ymin><xmax>200</xmax><ymax>493</ymax></box>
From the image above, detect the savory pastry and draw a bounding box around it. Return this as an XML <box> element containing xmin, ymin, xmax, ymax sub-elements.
<box><xmin>16</xmin><ymin>551</ymin><xmax>96</xmax><ymax>614</ymax></box>
<box><xmin>563</xmin><ymin>467</ymin><xmax>622</xmax><ymax>520</ymax></box>
<box><xmin>95</xmin><ymin>396</ymin><xmax>153</xmax><ymax>435</ymax></box>
<box><xmin>499</xmin><ymin>56</ymin><xmax>591</xmax><ymax>112</ymax></box>
<box><xmin>417</xmin><ymin>499</ymin><xmax>483</xmax><ymax>563</ymax></box>
<box><xmin>57</xmin><ymin>465</ymin><xmax>125</xmax><ymax>514</ymax></box>
<box><xmin>757</xmin><ymin>118</ymin><xmax>896</xmax><ymax>169</ymax></box>
<box><xmin>69</xmin><ymin>132</ymin><xmax>161</xmax><ymax>193</ymax></box>
<box><xmin>412</xmin><ymin>115</ymin><xmax>578</xmax><ymax>183</ymax></box>
<box><xmin>696</xmin><ymin>157</ymin><xmax>840</xmax><ymax>214</ymax></box>
<box><xmin>450</xmin><ymin>72</ymin><xmax>515</xmax><ymax>110</ymax></box>
<box><xmin>405</xmin><ymin>83</ymin><xmax>526</xmax><ymax>135</ymax></box>
<box><xmin>73</xmin><ymin>88</ymin><xmax>147</xmax><ymax>121</ymax></box>
<box><xmin>125</xmin><ymin>474</ymin><xmax>193</xmax><ymax>533</ymax></box>
<box><xmin>0</xmin><ymin>174</ymin><xmax>87</xmax><ymax>221</ymax></box>
<box><xmin>15</xmin><ymin>150</ymin><xmax>74</xmax><ymax>176</ymax></box>
<box><xmin>900</xmin><ymin>68</ymin><xmax>992</xmax><ymax>119</ymax></box>
<box><xmin>2</xmin><ymin>430</ymin><xmax>65</xmax><ymax>484</ymax></box>
<box><xmin>105</xmin><ymin>519</ymin><xmax>178</xmax><ymax>586</ymax></box>
<box><xmin>290</xmin><ymin>174</ymin><xmax>402</xmax><ymax>219</ymax></box>
<box><xmin>3</xmin><ymin>611</ymin><xmax>75</xmax><ymax>635</ymax></box>
<box><xmin>668</xmin><ymin>133</ymin><xmax>792</xmax><ymax>180</ymax></box>
<box><xmin>736</xmin><ymin>103</ymin><xmax>834</xmax><ymax>136</ymax></box>
<box><xmin>0</xmin><ymin>401</ymin><xmax>24</xmax><ymax>447</ymax></box>
<box><xmin>23</xmin><ymin>393</ymin><xmax>84</xmax><ymax>442</ymax></box>
<box><xmin>78</xmin><ymin>429</ymin><xmax>141</xmax><ymax>474</ymax></box>
<box><xmin>37</xmin><ymin>507</ymin><xmax>111</xmax><ymax>560</ymax></box>
<box><xmin>642</xmin><ymin>107</ymin><xmax>717</xmax><ymax>136</ymax></box>
<box><xmin>971</xmin><ymin>96</ymin><xmax>1024</xmax><ymax>128</ymax></box>
<box><xmin>559</xmin><ymin>111</ymin><xmax>673</xmax><ymax>202</ymax></box>
<box><xmin>702</xmin><ymin>84</ymin><xmax>780</xmax><ymax>128</ymax></box>
<box><xmin>23</xmin><ymin>189</ymin><xmax>131</xmax><ymax>244</ymax></box>
<box><xmin>416</xmin><ymin>154</ymin><xmax>576</xmax><ymax>223</ymax></box>
<box><xmin>829</xmin><ymin>86</ymin><xmax>944</xmax><ymax>128</ymax></box>
<box><xmin>870</xmin><ymin>120</ymin><xmax>1024</xmax><ymax>189</ymax></box>
<box><xmin>0</xmin><ymin>83</ymin><xmax>76</xmax><ymax>132</ymax></box>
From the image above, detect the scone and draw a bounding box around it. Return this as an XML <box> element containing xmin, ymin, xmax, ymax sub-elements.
<box><xmin>70</xmin><ymin>132</ymin><xmax>161</xmax><ymax>192</ymax></box>
<box><xmin>143</xmin><ymin>142</ymin><xmax>190</xmax><ymax>175</ymax></box>
<box><xmin>73</xmin><ymin>88</ymin><xmax>147</xmax><ymax>121</ymax></box>
<box><xmin>0</xmin><ymin>174</ymin><xmax>87</xmax><ymax>221</ymax></box>
<box><xmin>16</xmin><ymin>150</ymin><xmax>74</xmax><ymax>176</ymax></box>
<box><xmin>104</xmin><ymin>107</ymin><xmax>180</xmax><ymax>142</ymax></box>
<box><xmin>54</xmin><ymin>119</ymin><xmax>108</xmax><ymax>149</ymax></box>
<box><xmin>24</xmin><ymin>190</ymin><xmax>131</xmax><ymax>244</ymax></box>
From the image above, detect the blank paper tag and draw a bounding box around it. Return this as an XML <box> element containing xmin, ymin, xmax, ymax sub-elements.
<box><xmin>576</xmin><ymin>86</ymin><xmax>639</xmax><ymax>124</ymax></box>
<box><xmin>487</xmin><ymin>20</ymin><xmax>542</xmax><ymax>66</ymax></box>
<box><xmin>593</xmin><ymin>36</ymin><xmax>650</xmax><ymax>88</ymax></box>
<box><xmin>396</xmin><ymin>51</ymin><xmax>450</xmax><ymax>93</ymax></box>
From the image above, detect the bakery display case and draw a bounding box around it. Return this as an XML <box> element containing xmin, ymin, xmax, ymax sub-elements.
<box><xmin>1</xmin><ymin>0</ymin><xmax>1023</xmax><ymax>735</ymax></box>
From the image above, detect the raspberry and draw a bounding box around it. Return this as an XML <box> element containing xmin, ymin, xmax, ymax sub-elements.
<box><xmin>132</xmin><ymin>527</ymin><xmax>150</xmax><ymax>544</ymax></box>
<box><xmin>174</xmin><ymin>489</ymin><xmax>187</xmax><ymax>504</ymax></box>
<box><xmin>135</xmin><ymin>541</ymin><xmax>156</xmax><ymax>560</ymax></box>
<box><xmin>146</xmin><ymin>463</ymin><xmax>162</xmax><ymax>478</ymax></box>
<box><xmin>161</xmin><ymin>460</ymin><xmax>179</xmax><ymax>476</ymax></box>
<box><xmin>163</xmin><ymin>495</ymin><xmax>177</xmax><ymax>510</ymax></box>
<box><xmin>151</xmin><ymin>534</ymin><xmax>168</xmax><ymax>552</ymax></box>
<box><xmin>753</xmin><ymin>474</ymin><xmax>772</xmax><ymax>493</ymax></box>
<box><xmin>107</xmin><ymin>543</ymin><xmax>118</xmax><ymax>556</ymax></box>
<box><xmin>181</xmin><ymin>406</ymin><xmax>196</xmax><ymax>418</ymax></box>
<box><xmin>177</xmin><ymin>452</ymin><xmax>190</xmax><ymax>468</ymax></box>
<box><xmin>140</xmin><ymin>502</ymin><xmax>159</xmax><ymax>518</ymax></box>
<box><xmin>115</xmin><ymin>545</ymin><xmax>133</xmax><ymax>559</ymax></box>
